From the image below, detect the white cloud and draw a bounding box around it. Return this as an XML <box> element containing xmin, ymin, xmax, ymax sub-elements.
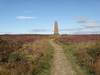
<box><xmin>0</xmin><ymin>32</ymin><xmax>11</xmax><ymax>34</ymax></box>
<box><xmin>75</xmin><ymin>17</ymin><xmax>92</xmax><ymax>23</ymax></box>
<box><xmin>60</xmin><ymin>27</ymin><xmax>85</xmax><ymax>31</ymax></box>
<box><xmin>82</xmin><ymin>21</ymin><xmax>100</xmax><ymax>28</ymax></box>
<box><xmin>16</xmin><ymin>16</ymin><xmax>36</xmax><ymax>19</ymax></box>
<box><xmin>31</xmin><ymin>29</ymin><xmax>50</xmax><ymax>32</ymax></box>
<box><xmin>73</xmin><ymin>31</ymin><xmax>100</xmax><ymax>34</ymax></box>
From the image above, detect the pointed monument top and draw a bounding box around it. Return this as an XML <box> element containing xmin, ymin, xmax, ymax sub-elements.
<box><xmin>55</xmin><ymin>21</ymin><xmax>57</xmax><ymax>22</ymax></box>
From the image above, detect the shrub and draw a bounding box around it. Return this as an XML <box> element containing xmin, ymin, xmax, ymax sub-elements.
<box><xmin>0</xmin><ymin>36</ymin><xmax>53</xmax><ymax>75</ymax></box>
<box><xmin>57</xmin><ymin>35</ymin><xmax>100</xmax><ymax>75</ymax></box>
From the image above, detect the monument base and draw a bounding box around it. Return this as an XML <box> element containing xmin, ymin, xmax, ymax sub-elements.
<box><xmin>54</xmin><ymin>33</ymin><xmax>59</xmax><ymax>35</ymax></box>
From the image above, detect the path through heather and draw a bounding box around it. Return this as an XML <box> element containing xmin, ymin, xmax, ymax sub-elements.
<box><xmin>49</xmin><ymin>39</ymin><xmax>76</xmax><ymax>75</ymax></box>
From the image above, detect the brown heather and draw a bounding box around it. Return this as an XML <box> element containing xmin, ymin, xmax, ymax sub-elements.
<box><xmin>56</xmin><ymin>35</ymin><xmax>100</xmax><ymax>75</ymax></box>
<box><xmin>0</xmin><ymin>35</ymin><xmax>53</xmax><ymax>75</ymax></box>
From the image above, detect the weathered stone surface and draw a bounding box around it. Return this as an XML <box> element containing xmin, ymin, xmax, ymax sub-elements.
<box><xmin>54</xmin><ymin>21</ymin><xmax>59</xmax><ymax>35</ymax></box>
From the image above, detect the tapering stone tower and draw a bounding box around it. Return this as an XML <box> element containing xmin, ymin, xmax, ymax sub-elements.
<box><xmin>54</xmin><ymin>21</ymin><xmax>59</xmax><ymax>35</ymax></box>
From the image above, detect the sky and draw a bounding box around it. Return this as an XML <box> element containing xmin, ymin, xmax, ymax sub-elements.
<box><xmin>0</xmin><ymin>0</ymin><xmax>100</xmax><ymax>34</ymax></box>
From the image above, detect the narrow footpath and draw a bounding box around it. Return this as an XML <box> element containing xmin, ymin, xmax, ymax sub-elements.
<box><xmin>49</xmin><ymin>39</ymin><xmax>76</xmax><ymax>75</ymax></box>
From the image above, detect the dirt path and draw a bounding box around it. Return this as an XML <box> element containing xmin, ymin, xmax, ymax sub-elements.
<box><xmin>49</xmin><ymin>39</ymin><xmax>76</xmax><ymax>75</ymax></box>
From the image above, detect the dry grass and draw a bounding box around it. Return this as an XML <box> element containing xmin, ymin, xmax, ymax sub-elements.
<box><xmin>0</xmin><ymin>38</ymin><xmax>54</xmax><ymax>75</ymax></box>
<box><xmin>56</xmin><ymin>36</ymin><xmax>100</xmax><ymax>75</ymax></box>
<box><xmin>74</xmin><ymin>41</ymin><xmax>100</xmax><ymax>75</ymax></box>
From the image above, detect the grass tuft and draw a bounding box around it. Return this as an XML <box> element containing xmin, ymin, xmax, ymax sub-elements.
<box><xmin>0</xmin><ymin>38</ymin><xmax>54</xmax><ymax>75</ymax></box>
<box><xmin>56</xmin><ymin>35</ymin><xmax>100</xmax><ymax>75</ymax></box>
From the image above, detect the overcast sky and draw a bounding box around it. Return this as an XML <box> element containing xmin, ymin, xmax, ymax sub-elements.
<box><xmin>0</xmin><ymin>0</ymin><xmax>100</xmax><ymax>34</ymax></box>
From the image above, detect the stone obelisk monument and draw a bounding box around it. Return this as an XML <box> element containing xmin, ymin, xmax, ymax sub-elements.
<box><xmin>54</xmin><ymin>21</ymin><xmax>59</xmax><ymax>35</ymax></box>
